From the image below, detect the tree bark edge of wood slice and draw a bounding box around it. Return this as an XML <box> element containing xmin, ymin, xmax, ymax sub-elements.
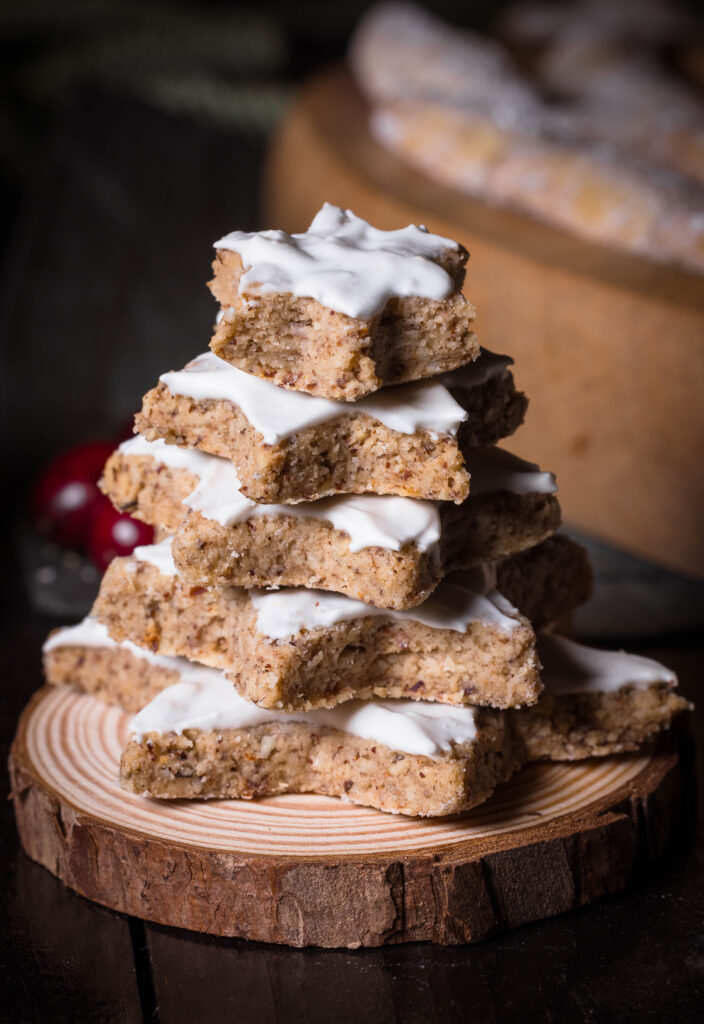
<box><xmin>9</xmin><ymin>686</ymin><xmax>683</xmax><ymax>949</ymax></box>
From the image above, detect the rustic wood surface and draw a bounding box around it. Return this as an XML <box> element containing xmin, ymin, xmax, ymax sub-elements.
<box><xmin>263</xmin><ymin>66</ymin><xmax>704</xmax><ymax>581</ymax></box>
<box><xmin>10</xmin><ymin>684</ymin><xmax>683</xmax><ymax>949</ymax></box>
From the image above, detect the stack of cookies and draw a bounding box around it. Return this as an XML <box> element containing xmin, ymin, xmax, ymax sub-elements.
<box><xmin>43</xmin><ymin>205</ymin><xmax>689</xmax><ymax>817</ymax></box>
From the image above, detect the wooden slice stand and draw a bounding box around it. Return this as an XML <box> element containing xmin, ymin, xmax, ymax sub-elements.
<box><xmin>264</xmin><ymin>66</ymin><xmax>704</xmax><ymax>580</ymax></box>
<box><xmin>10</xmin><ymin>686</ymin><xmax>681</xmax><ymax>948</ymax></box>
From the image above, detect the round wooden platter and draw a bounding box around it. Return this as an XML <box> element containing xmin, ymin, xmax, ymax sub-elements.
<box><xmin>10</xmin><ymin>687</ymin><xmax>681</xmax><ymax>949</ymax></box>
<box><xmin>264</xmin><ymin>65</ymin><xmax>704</xmax><ymax>580</ymax></box>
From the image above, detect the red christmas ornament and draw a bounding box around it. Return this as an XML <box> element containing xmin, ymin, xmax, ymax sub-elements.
<box><xmin>29</xmin><ymin>442</ymin><xmax>115</xmax><ymax>551</ymax></box>
<box><xmin>88</xmin><ymin>500</ymin><xmax>154</xmax><ymax>571</ymax></box>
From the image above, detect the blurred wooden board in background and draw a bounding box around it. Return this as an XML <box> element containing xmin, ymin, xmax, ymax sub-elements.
<box><xmin>264</xmin><ymin>66</ymin><xmax>704</xmax><ymax>581</ymax></box>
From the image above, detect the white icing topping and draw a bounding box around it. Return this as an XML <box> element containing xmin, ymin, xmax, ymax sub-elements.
<box><xmin>123</xmin><ymin>435</ymin><xmax>441</xmax><ymax>553</ymax></box>
<box><xmin>121</xmin><ymin>436</ymin><xmax>553</xmax><ymax>555</ymax></box>
<box><xmin>132</xmin><ymin>537</ymin><xmax>178</xmax><ymax>576</ymax></box>
<box><xmin>184</xmin><ymin>456</ymin><xmax>441</xmax><ymax>552</ymax></box>
<box><xmin>538</xmin><ymin>634</ymin><xmax>678</xmax><ymax>696</ymax></box>
<box><xmin>159</xmin><ymin>348</ymin><xmax>511</xmax><ymax>444</ymax></box>
<box><xmin>43</xmin><ymin>617</ymin><xmax>118</xmax><ymax>652</ymax></box>
<box><xmin>467</xmin><ymin>447</ymin><xmax>557</xmax><ymax>496</ymax></box>
<box><xmin>249</xmin><ymin>567</ymin><xmax>520</xmax><ymax>638</ymax></box>
<box><xmin>45</xmin><ymin>621</ymin><xmax>480</xmax><ymax>757</ymax></box>
<box><xmin>119</xmin><ymin>435</ymin><xmax>213</xmax><ymax>476</ymax></box>
<box><xmin>127</xmin><ymin>539</ymin><xmax>519</xmax><ymax>636</ymax></box>
<box><xmin>214</xmin><ymin>203</ymin><xmax>459</xmax><ymax>320</ymax></box>
<box><xmin>44</xmin><ymin>617</ymin><xmax>245</xmax><ymax>687</ymax></box>
<box><xmin>129</xmin><ymin>677</ymin><xmax>478</xmax><ymax>758</ymax></box>
<box><xmin>439</xmin><ymin>349</ymin><xmax>512</xmax><ymax>390</ymax></box>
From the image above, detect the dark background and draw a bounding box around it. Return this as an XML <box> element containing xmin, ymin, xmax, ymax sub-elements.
<box><xmin>1</xmin><ymin>2</ymin><xmax>703</xmax><ymax>1021</ymax></box>
<box><xmin>0</xmin><ymin>0</ymin><xmax>508</xmax><ymax>462</ymax></box>
<box><xmin>0</xmin><ymin>0</ymin><xmax>511</xmax><ymax>613</ymax></box>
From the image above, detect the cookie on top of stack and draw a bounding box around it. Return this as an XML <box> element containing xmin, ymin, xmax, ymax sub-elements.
<box><xmin>43</xmin><ymin>205</ymin><xmax>689</xmax><ymax>817</ymax></box>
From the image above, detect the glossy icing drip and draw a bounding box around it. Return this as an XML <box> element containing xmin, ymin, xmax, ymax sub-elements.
<box><xmin>467</xmin><ymin>447</ymin><xmax>557</xmax><ymax>496</ymax></box>
<box><xmin>538</xmin><ymin>633</ymin><xmax>678</xmax><ymax>695</ymax></box>
<box><xmin>43</xmin><ymin>616</ymin><xmax>227</xmax><ymax>685</ymax></box>
<box><xmin>158</xmin><ymin>351</ymin><xmax>514</xmax><ymax>443</ymax></box>
<box><xmin>119</xmin><ymin>436</ymin><xmax>554</xmax><ymax>554</ymax></box>
<box><xmin>249</xmin><ymin>567</ymin><xmax>520</xmax><ymax>638</ymax></box>
<box><xmin>126</xmin><ymin>537</ymin><xmax>519</xmax><ymax>635</ymax></box>
<box><xmin>115</xmin><ymin>431</ymin><xmax>443</xmax><ymax>552</ymax></box>
<box><xmin>186</xmin><ymin>456</ymin><xmax>442</xmax><ymax>551</ymax></box>
<box><xmin>129</xmin><ymin>676</ymin><xmax>478</xmax><ymax>757</ymax></box>
<box><xmin>131</xmin><ymin>537</ymin><xmax>178</xmax><ymax>576</ymax></box>
<box><xmin>43</xmin><ymin>617</ymin><xmax>119</xmax><ymax>652</ymax></box>
<box><xmin>214</xmin><ymin>203</ymin><xmax>459</xmax><ymax>319</ymax></box>
<box><xmin>119</xmin><ymin>434</ymin><xmax>213</xmax><ymax>475</ymax></box>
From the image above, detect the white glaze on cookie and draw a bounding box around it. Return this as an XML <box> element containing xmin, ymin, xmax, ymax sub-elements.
<box><xmin>121</xmin><ymin>435</ymin><xmax>439</xmax><ymax>551</ymax></box>
<box><xmin>119</xmin><ymin>434</ymin><xmax>213</xmax><ymax>475</ymax></box>
<box><xmin>124</xmin><ymin>539</ymin><xmax>520</xmax><ymax>638</ymax></box>
<box><xmin>44</xmin><ymin>617</ymin><xmax>119</xmax><ymax>652</ymax></box>
<box><xmin>249</xmin><ymin>568</ymin><xmax>520</xmax><ymax>638</ymax></box>
<box><xmin>538</xmin><ymin>633</ymin><xmax>678</xmax><ymax>695</ymax></box>
<box><xmin>160</xmin><ymin>352</ymin><xmax>511</xmax><ymax>444</ymax></box>
<box><xmin>43</xmin><ymin>615</ymin><xmax>226</xmax><ymax>686</ymax></box>
<box><xmin>186</xmin><ymin>457</ymin><xmax>441</xmax><ymax>551</ymax></box>
<box><xmin>129</xmin><ymin>675</ymin><xmax>478</xmax><ymax>757</ymax></box>
<box><xmin>440</xmin><ymin>349</ymin><xmax>512</xmax><ymax>390</ymax></box>
<box><xmin>467</xmin><ymin>447</ymin><xmax>557</xmax><ymax>496</ymax></box>
<box><xmin>214</xmin><ymin>203</ymin><xmax>459</xmax><ymax>319</ymax></box>
<box><xmin>131</xmin><ymin>537</ymin><xmax>178</xmax><ymax>576</ymax></box>
<box><xmin>159</xmin><ymin>349</ymin><xmax>511</xmax><ymax>444</ymax></box>
<box><xmin>46</xmin><ymin>619</ymin><xmax>481</xmax><ymax>756</ymax></box>
<box><xmin>119</xmin><ymin>436</ymin><xmax>554</xmax><ymax>554</ymax></box>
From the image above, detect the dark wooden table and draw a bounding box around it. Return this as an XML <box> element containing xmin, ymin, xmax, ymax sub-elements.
<box><xmin>2</xmin><ymin>614</ymin><xmax>703</xmax><ymax>1022</ymax></box>
<box><xmin>2</xmin><ymin>90</ymin><xmax>703</xmax><ymax>1024</ymax></box>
